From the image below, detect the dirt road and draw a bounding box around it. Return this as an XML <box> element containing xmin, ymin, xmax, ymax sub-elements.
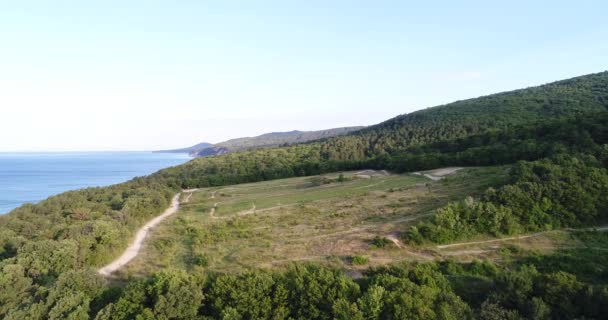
<box><xmin>98</xmin><ymin>190</ymin><xmax>197</xmax><ymax>276</ymax></box>
<box><xmin>415</xmin><ymin>167</ymin><xmax>463</xmax><ymax>181</ymax></box>
<box><xmin>437</xmin><ymin>225</ymin><xmax>608</xmax><ymax>249</ymax></box>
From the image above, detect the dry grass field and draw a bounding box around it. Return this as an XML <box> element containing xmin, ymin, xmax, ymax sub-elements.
<box><xmin>119</xmin><ymin>167</ymin><xmax>510</xmax><ymax>277</ymax></box>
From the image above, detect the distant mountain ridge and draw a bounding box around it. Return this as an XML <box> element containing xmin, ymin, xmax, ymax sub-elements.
<box><xmin>158</xmin><ymin>126</ymin><xmax>364</xmax><ymax>157</ymax></box>
<box><xmin>154</xmin><ymin>142</ymin><xmax>213</xmax><ymax>154</ymax></box>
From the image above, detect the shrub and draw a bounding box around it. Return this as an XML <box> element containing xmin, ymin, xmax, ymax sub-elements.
<box><xmin>351</xmin><ymin>256</ymin><xmax>369</xmax><ymax>265</ymax></box>
<box><xmin>192</xmin><ymin>254</ymin><xmax>209</xmax><ymax>267</ymax></box>
<box><xmin>370</xmin><ymin>236</ymin><xmax>391</xmax><ymax>248</ymax></box>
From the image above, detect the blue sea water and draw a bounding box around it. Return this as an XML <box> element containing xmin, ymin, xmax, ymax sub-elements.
<box><xmin>0</xmin><ymin>152</ymin><xmax>191</xmax><ymax>214</ymax></box>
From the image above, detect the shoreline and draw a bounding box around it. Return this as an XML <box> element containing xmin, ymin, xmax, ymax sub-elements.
<box><xmin>0</xmin><ymin>151</ymin><xmax>190</xmax><ymax>215</ymax></box>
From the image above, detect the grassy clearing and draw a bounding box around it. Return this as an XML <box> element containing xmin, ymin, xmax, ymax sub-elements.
<box><xmin>513</xmin><ymin>231</ymin><xmax>608</xmax><ymax>284</ymax></box>
<box><xmin>435</xmin><ymin>227</ymin><xmax>608</xmax><ymax>280</ymax></box>
<box><xmin>120</xmin><ymin>167</ymin><xmax>509</xmax><ymax>277</ymax></box>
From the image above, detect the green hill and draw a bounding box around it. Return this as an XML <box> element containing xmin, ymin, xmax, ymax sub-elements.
<box><xmin>317</xmin><ymin>71</ymin><xmax>608</xmax><ymax>158</ymax></box>
<box><xmin>209</xmin><ymin>127</ymin><xmax>366</xmax><ymax>154</ymax></box>
<box><xmin>158</xmin><ymin>71</ymin><xmax>608</xmax><ymax>160</ymax></box>
<box><xmin>156</xmin><ymin>72</ymin><xmax>608</xmax><ymax>188</ymax></box>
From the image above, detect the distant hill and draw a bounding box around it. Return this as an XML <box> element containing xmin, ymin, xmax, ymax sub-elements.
<box><xmin>208</xmin><ymin>127</ymin><xmax>365</xmax><ymax>154</ymax></box>
<box><xmin>154</xmin><ymin>142</ymin><xmax>213</xmax><ymax>154</ymax></box>
<box><xmin>196</xmin><ymin>146</ymin><xmax>229</xmax><ymax>157</ymax></box>
<box><xmin>159</xmin><ymin>126</ymin><xmax>364</xmax><ymax>157</ymax></box>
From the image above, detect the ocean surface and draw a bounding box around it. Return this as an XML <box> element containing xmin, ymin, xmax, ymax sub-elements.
<box><xmin>0</xmin><ymin>152</ymin><xmax>191</xmax><ymax>214</ymax></box>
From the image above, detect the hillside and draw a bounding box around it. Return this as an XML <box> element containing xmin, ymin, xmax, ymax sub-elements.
<box><xmin>208</xmin><ymin>127</ymin><xmax>365</xmax><ymax>154</ymax></box>
<box><xmin>159</xmin><ymin>126</ymin><xmax>365</xmax><ymax>156</ymax></box>
<box><xmin>317</xmin><ymin>71</ymin><xmax>608</xmax><ymax>159</ymax></box>
<box><xmin>1</xmin><ymin>71</ymin><xmax>608</xmax><ymax>319</ymax></box>
<box><xmin>158</xmin><ymin>71</ymin><xmax>607</xmax><ymax>162</ymax></box>
<box><xmin>156</xmin><ymin>72</ymin><xmax>608</xmax><ymax>188</ymax></box>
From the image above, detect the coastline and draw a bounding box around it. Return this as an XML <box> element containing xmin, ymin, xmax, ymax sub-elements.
<box><xmin>0</xmin><ymin>151</ymin><xmax>191</xmax><ymax>215</ymax></box>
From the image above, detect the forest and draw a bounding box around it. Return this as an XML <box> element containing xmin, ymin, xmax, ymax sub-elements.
<box><xmin>0</xmin><ymin>71</ymin><xmax>608</xmax><ymax>319</ymax></box>
<box><xmin>3</xmin><ymin>251</ymin><xmax>607</xmax><ymax>319</ymax></box>
<box><xmin>406</xmin><ymin>154</ymin><xmax>608</xmax><ymax>244</ymax></box>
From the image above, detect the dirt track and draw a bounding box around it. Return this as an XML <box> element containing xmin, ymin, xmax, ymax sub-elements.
<box><xmin>98</xmin><ymin>189</ymin><xmax>198</xmax><ymax>276</ymax></box>
<box><xmin>437</xmin><ymin>225</ymin><xmax>608</xmax><ymax>250</ymax></box>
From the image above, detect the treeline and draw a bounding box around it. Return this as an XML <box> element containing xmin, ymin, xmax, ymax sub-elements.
<box><xmin>406</xmin><ymin>154</ymin><xmax>608</xmax><ymax>244</ymax></box>
<box><xmin>379</xmin><ymin>112</ymin><xmax>608</xmax><ymax>172</ymax></box>
<box><xmin>154</xmin><ymin>111</ymin><xmax>608</xmax><ymax>190</ymax></box>
<box><xmin>94</xmin><ymin>263</ymin><xmax>470</xmax><ymax>320</ymax></box>
<box><xmin>3</xmin><ymin>259</ymin><xmax>606</xmax><ymax>319</ymax></box>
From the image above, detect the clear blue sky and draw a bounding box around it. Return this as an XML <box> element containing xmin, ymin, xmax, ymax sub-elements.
<box><xmin>1</xmin><ymin>1</ymin><xmax>606</xmax><ymax>151</ymax></box>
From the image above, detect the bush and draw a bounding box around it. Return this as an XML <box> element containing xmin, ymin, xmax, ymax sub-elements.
<box><xmin>192</xmin><ymin>254</ymin><xmax>209</xmax><ymax>267</ymax></box>
<box><xmin>351</xmin><ymin>256</ymin><xmax>369</xmax><ymax>265</ymax></box>
<box><xmin>370</xmin><ymin>236</ymin><xmax>391</xmax><ymax>248</ymax></box>
<box><xmin>406</xmin><ymin>155</ymin><xmax>608</xmax><ymax>244</ymax></box>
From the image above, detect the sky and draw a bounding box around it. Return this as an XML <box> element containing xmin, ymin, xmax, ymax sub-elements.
<box><xmin>0</xmin><ymin>1</ymin><xmax>607</xmax><ymax>151</ymax></box>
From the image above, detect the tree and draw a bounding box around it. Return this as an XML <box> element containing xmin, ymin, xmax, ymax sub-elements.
<box><xmin>357</xmin><ymin>285</ymin><xmax>385</xmax><ymax>319</ymax></box>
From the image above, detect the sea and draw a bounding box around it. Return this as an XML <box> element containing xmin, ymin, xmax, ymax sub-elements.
<box><xmin>0</xmin><ymin>152</ymin><xmax>192</xmax><ymax>214</ymax></box>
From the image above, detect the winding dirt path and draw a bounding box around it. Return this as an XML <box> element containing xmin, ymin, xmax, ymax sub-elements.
<box><xmin>436</xmin><ymin>233</ymin><xmax>545</xmax><ymax>249</ymax></box>
<box><xmin>237</xmin><ymin>203</ymin><xmax>256</xmax><ymax>216</ymax></box>
<box><xmin>98</xmin><ymin>189</ymin><xmax>198</xmax><ymax>276</ymax></box>
<box><xmin>386</xmin><ymin>232</ymin><xmax>404</xmax><ymax>248</ymax></box>
<box><xmin>209</xmin><ymin>203</ymin><xmax>219</xmax><ymax>218</ymax></box>
<box><xmin>182</xmin><ymin>189</ymin><xmax>198</xmax><ymax>203</ymax></box>
<box><xmin>207</xmin><ymin>192</ymin><xmax>219</xmax><ymax>219</ymax></box>
<box><xmin>436</xmin><ymin>225</ymin><xmax>608</xmax><ymax>250</ymax></box>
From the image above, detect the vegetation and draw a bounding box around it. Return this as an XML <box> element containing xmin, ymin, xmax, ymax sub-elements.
<box><xmin>351</xmin><ymin>255</ymin><xmax>369</xmax><ymax>265</ymax></box>
<box><xmin>438</xmin><ymin>230</ymin><xmax>608</xmax><ymax>319</ymax></box>
<box><xmin>0</xmin><ymin>178</ymin><xmax>176</xmax><ymax>268</ymax></box>
<box><xmin>404</xmin><ymin>114</ymin><xmax>608</xmax><ymax>244</ymax></box>
<box><xmin>370</xmin><ymin>236</ymin><xmax>392</xmax><ymax>248</ymax></box>
<box><xmin>383</xmin><ymin>111</ymin><xmax>608</xmax><ymax>172</ymax></box>
<box><xmin>155</xmin><ymin>72</ymin><xmax>608</xmax><ymax>189</ymax></box>
<box><xmin>0</xmin><ymin>71</ymin><xmax>607</xmax><ymax>318</ymax></box>
<box><xmin>121</xmin><ymin>168</ymin><xmax>505</xmax><ymax>275</ymax></box>
<box><xmin>161</xmin><ymin>127</ymin><xmax>364</xmax><ymax>156</ymax></box>
<box><xmin>84</xmin><ymin>263</ymin><xmax>475</xmax><ymax>320</ymax></box>
<box><xmin>208</xmin><ymin>127</ymin><xmax>365</xmax><ymax>153</ymax></box>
